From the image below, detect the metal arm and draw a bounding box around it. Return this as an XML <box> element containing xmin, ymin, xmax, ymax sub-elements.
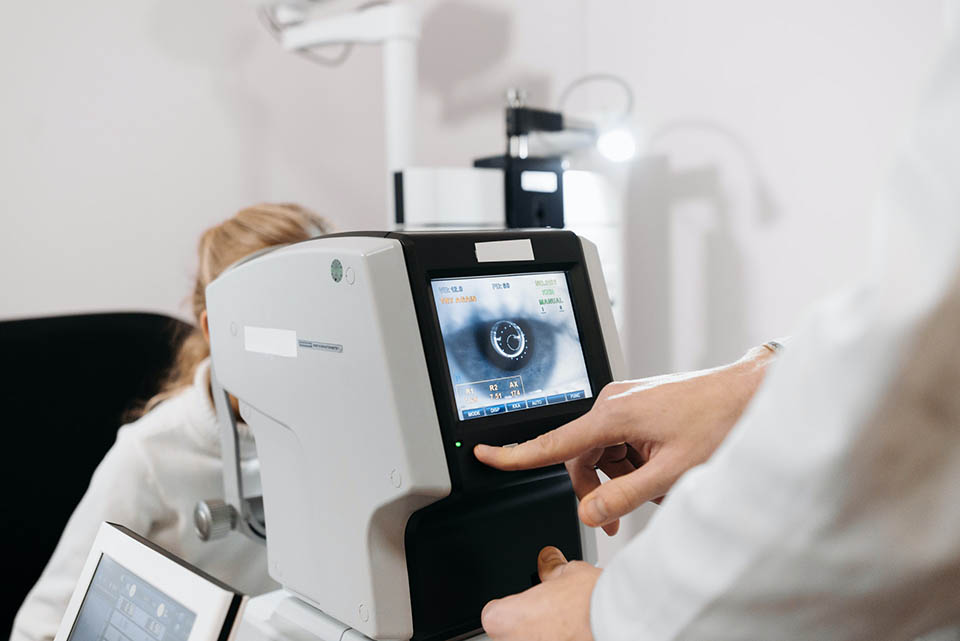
<box><xmin>194</xmin><ymin>366</ymin><xmax>266</xmax><ymax>542</ymax></box>
<box><xmin>274</xmin><ymin>1</ymin><xmax>420</xmax><ymax>227</ymax></box>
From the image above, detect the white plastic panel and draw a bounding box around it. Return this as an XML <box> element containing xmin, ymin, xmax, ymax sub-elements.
<box><xmin>580</xmin><ymin>236</ymin><xmax>627</xmax><ymax>380</ymax></box>
<box><xmin>397</xmin><ymin>167</ymin><xmax>504</xmax><ymax>228</ymax></box>
<box><xmin>207</xmin><ymin>237</ymin><xmax>451</xmax><ymax>640</ymax></box>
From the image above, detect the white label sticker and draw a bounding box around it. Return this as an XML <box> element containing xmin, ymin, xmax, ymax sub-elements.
<box><xmin>475</xmin><ymin>239</ymin><xmax>535</xmax><ymax>263</ymax></box>
<box><xmin>244</xmin><ymin>326</ymin><xmax>298</xmax><ymax>358</ymax></box>
<box><xmin>520</xmin><ymin>170</ymin><xmax>558</xmax><ymax>193</ymax></box>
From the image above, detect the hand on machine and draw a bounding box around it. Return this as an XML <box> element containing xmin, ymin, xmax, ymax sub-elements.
<box><xmin>475</xmin><ymin>345</ymin><xmax>779</xmax><ymax>641</ymax></box>
<box><xmin>476</xmin><ymin>344</ymin><xmax>777</xmax><ymax>535</ymax></box>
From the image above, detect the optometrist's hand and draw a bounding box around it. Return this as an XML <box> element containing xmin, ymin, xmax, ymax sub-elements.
<box><xmin>481</xmin><ymin>546</ymin><xmax>599</xmax><ymax>641</ymax></box>
<box><xmin>475</xmin><ymin>346</ymin><xmax>776</xmax><ymax>535</ymax></box>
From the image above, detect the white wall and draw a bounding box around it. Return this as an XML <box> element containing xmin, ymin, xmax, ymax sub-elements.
<box><xmin>0</xmin><ymin>0</ymin><xmax>387</xmax><ymax>320</ymax></box>
<box><xmin>413</xmin><ymin>0</ymin><xmax>945</xmax><ymax>370</ymax></box>
<box><xmin>0</xmin><ymin>1</ymin><xmax>944</xmax><ymax>364</ymax></box>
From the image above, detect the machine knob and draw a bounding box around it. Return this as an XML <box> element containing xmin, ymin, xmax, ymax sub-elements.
<box><xmin>194</xmin><ymin>499</ymin><xmax>238</xmax><ymax>541</ymax></box>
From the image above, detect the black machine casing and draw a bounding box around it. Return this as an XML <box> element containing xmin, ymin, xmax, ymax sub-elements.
<box><xmin>333</xmin><ymin>230</ymin><xmax>619</xmax><ymax>641</ymax></box>
<box><xmin>473</xmin><ymin>155</ymin><xmax>566</xmax><ymax>229</ymax></box>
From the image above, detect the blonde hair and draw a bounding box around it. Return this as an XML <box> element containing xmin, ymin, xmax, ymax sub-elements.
<box><xmin>133</xmin><ymin>203</ymin><xmax>331</xmax><ymax>417</ymax></box>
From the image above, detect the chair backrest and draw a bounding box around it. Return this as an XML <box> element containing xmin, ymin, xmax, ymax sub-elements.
<box><xmin>0</xmin><ymin>312</ymin><xmax>192</xmax><ymax>637</ymax></box>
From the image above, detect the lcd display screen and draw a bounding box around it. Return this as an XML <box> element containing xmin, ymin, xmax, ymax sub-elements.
<box><xmin>431</xmin><ymin>271</ymin><xmax>594</xmax><ymax>421</ymax></box>
<box><xmin>68</xmin><ymin>554</ymin><xmax>196</xmax><ymax>641</ymax></box>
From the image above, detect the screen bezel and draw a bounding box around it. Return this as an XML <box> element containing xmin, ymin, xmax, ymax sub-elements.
<box><xmin>388</xmin><ymin>230</ymin><xmax>614</xmax><ymax>491</ymax></box>
<box><xmin>55</xmin><ymin>523</ymin><xmax>244</xmax><ymax>641</ymax></box>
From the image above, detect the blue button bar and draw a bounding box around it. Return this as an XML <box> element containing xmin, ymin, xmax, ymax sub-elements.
<box><xmin>546</xmin><ymin>394</ymin><xmax>567</xmax><ymax>405</ymax></box>
<box><xmin>527</xmin><ymin>397</ymin><xmax>547</xmax><ymax>408</ymax></box>
<box><xmin>484</xmin><ymin>404</ymin><xmax>507</xmax><ymax>416</ymax></box>
<box><xmin>462</xmin><ymin>408</ymin><xmax>485</xmax><ymax>420</ymax></box>
<box><xmin>565</xmin><ymin>390</ymin><xmax>586</xmax><ymax>401</ymax></box>
<box><xmin>505</xmin><ymin>400</ymin><xmax>528</xmax><ymax>412</ymax></box>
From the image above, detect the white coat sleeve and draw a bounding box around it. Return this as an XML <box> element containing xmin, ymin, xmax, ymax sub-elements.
<box><xmin>10</xmin><ymin>427</ymin><xmax>171</xmax><ymax>641</ymax></box>
<box><xmin>591</xmin><ymin>31</ymin><xmax>960</xmax><ymax>641</ymax></box>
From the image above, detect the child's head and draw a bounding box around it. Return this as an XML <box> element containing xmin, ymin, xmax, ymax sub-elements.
<box><xmin>137</xmin><ymin>203</ymin><xmax>331</xmax><ymax>416</ymax></box>
<box><xmin>190</xmin><ymin>202</ymin><xmax>330</xmax><ymax>329</ymax></box>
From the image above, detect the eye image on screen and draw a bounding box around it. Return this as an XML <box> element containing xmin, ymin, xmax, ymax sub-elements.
<box><xmin>431</xmin><ymin>271</ymin><xmax>594</xmax><ymax>421</ymax></box>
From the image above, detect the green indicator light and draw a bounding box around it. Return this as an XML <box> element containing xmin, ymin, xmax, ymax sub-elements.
<box><xmin>455</xmin><ymin>441</ymin><xmax>462</xmax><ymax>448</ymax></box>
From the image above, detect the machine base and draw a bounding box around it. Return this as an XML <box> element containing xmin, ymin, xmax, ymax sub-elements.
<box><xmin>238</xmin><ymin>591</ymin><xmax>491</xmax><ymax>641</ymax></box>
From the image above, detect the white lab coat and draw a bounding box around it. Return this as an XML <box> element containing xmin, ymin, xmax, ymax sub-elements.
<box><xmin>591</xmin><ymin>18</ymin><xmax>960</xmax><ymax>641</ymax></box>
<box><xmin>11</xmin><ymin>360</ymin><xmax>277</xmax><ymax>641</ymax></box>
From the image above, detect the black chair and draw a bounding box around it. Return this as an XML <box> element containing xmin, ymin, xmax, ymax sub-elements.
<box><xmin>0</xmin><ymin>312</ymin><xmax>192</xmax><ymax>637</ymax></box>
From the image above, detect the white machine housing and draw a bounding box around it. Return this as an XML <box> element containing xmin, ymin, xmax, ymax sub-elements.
<box><xmin>206</xmin><ymin>231</ymin><xmax>624</xmax><ymax>641</ymax></box>
<box><xmin>208</xmin><ymin>236</ymin><xmax>451</xmax><ymax>639</ymax></box>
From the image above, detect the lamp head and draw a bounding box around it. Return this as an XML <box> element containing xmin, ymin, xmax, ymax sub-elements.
<box><xmin>596</xmin><ymin>128</ymin><xmax>637</xmax><ymax>162</ymax></box>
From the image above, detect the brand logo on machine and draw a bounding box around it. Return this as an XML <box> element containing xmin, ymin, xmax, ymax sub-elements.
<box><xmin>297</xmin><ymin>339</ymin><xmax>343</xmax><ymax>354</ymax></box>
